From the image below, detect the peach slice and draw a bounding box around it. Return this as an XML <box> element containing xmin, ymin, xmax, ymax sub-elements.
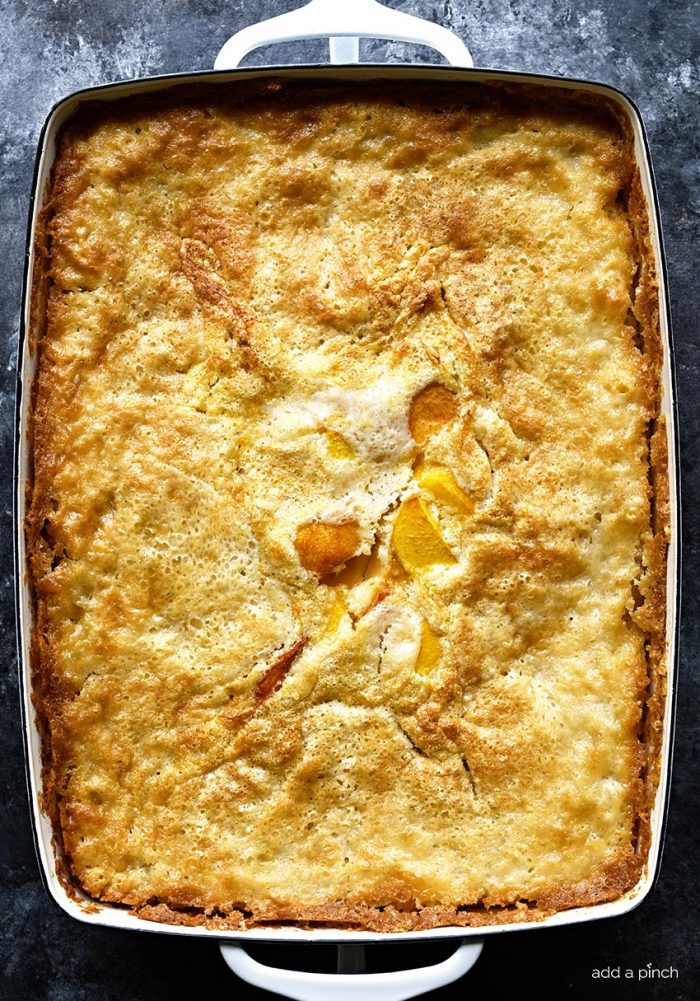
<box><xmin>325</xmin><ymin>593</ymin><xmax>347</xmax><ymax>634</ymax></box>
<box><xmin>415</xmin><ymin>618</ymin><xmax>442</xmax><ymax>674</ymax></box>
<box><xmin>392</xmin><ymin>496</ymin><xmax>456</xmax><ymax>573</ymax></box>
<box><xmin>295</xmin><ymin>520</ymin><xmax>361</xmax><ymax>576</ymax></box>
<box><xmin>332</xmin><ymin>551</ymin><xmax>371</xmax><ymax>587</ymax></box>
<box><xmin>416</xmin><ymin>462</ymin><xmax>473</xmax><ymax>513</ymax></box>
<box><xmin>409</xmin><ymin>383</ymin><xmax>458</xmax><ymax>445</ymax></box>
<box><xmin>330</xmin><ymin>533</ymin><xmax>382</xmax><ymax>588</ymax></box>
<box><xmin>325</xmin><ymin>429</ymin><xmax>355</xmax><ymax>460</ymax></box>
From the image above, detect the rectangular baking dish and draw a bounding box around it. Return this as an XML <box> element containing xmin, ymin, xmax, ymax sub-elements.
<box><xmin>14</xmin><ymin>2</ymin><xmax>679</xmax><ymax>993</ymax></box>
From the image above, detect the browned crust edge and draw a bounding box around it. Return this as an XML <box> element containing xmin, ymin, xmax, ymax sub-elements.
<box><xmin>25</xmin><ymin>76</ymin><xmax>669</xmax><ymax>931</ymax></box>
<box><xmin>624</xmin><ymin>152</ymin><xmax>669</xmax><ymax>868</ymax></box>
<box><xmin>76</xmin><ymin>853</ymin><xmax>638</xmax><ymax>932</ymax></box>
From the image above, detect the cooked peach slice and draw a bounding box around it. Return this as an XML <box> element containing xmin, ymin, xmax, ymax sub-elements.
<box><xmin>392</xmin><ymin>496</ymin><xmax>456</xmax><ymax>573</ymax></box>
<box><xmin>415</xmin><ymin>618</ymin><xmax>442</xmax><ymax>674</ymax></box>
<box><xmin>409</xmin><ymin>383</ymin><xmax>458</xmax><ymax>444</ymax></box>
<box><xmin>325</xmin><ymin>593</ymin><xmax>347</xmax><ymax>633</ymax></box>
<box><xmin>416</xmin><ymin>462</ymin><xmax>473</xmax><ymax>513</ymax></box>
<box><xmin>295</xmin><ymin>520</ymin><xmax>361</xmax><ymax>576</ymax></box>
<box><xmin>330</xmin><ymin>533</ymin><xmax>382</xmax><ymax>587</ymax></box>
<box><xmin>332</xmin><ymin>551</ymin><xmax>371</xmax><ymax>587</ymax></box>
<box><xmin>324</xmin><ymin>429</ymin><xmax>355</xmax><ymax>460</ymax></box>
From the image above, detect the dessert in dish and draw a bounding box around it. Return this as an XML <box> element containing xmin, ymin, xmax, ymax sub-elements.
<box><xmin>27</xmin><ymin>78</ymin><xmax>668</xmax><ymax>930</ymax></box>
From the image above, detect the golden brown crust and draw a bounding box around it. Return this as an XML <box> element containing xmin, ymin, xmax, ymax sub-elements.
<box><xmin>28</xmin><ymin>77</ymin><xmax>667</xmax><ymax>931</ymax></box>
<box><xmin>128</xmin><ymin>854</ymin><xmax>641</xmax><ymax>931</ymax></box>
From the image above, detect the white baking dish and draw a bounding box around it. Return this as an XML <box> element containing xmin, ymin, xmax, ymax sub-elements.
<box><xmin>14</xmin><ymin>2</ymin><xmax>679</xmax><ymax>997</ymax></box>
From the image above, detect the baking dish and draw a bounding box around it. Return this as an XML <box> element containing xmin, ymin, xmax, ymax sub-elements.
<box><xmin>15</xmin><ymin>1</ymin><xmax>679</xmax><ymax>997</ymax></box>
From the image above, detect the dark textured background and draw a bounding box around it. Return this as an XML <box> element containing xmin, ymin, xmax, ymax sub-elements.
<box><xmin>1</xmin><ymin>2</ymin><xmax>697</xmax><ymax>998</ymax></box>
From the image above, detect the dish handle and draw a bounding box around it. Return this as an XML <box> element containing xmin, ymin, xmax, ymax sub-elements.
<box><xmin>219</xmin><ymin>940</ymin><xmax>484</xmax><ymax>1001</ymax></box>
<box><xmin>214</xmin><ymin>0</ymin><xmax>473</xmax><ymax>69</ymax></box>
